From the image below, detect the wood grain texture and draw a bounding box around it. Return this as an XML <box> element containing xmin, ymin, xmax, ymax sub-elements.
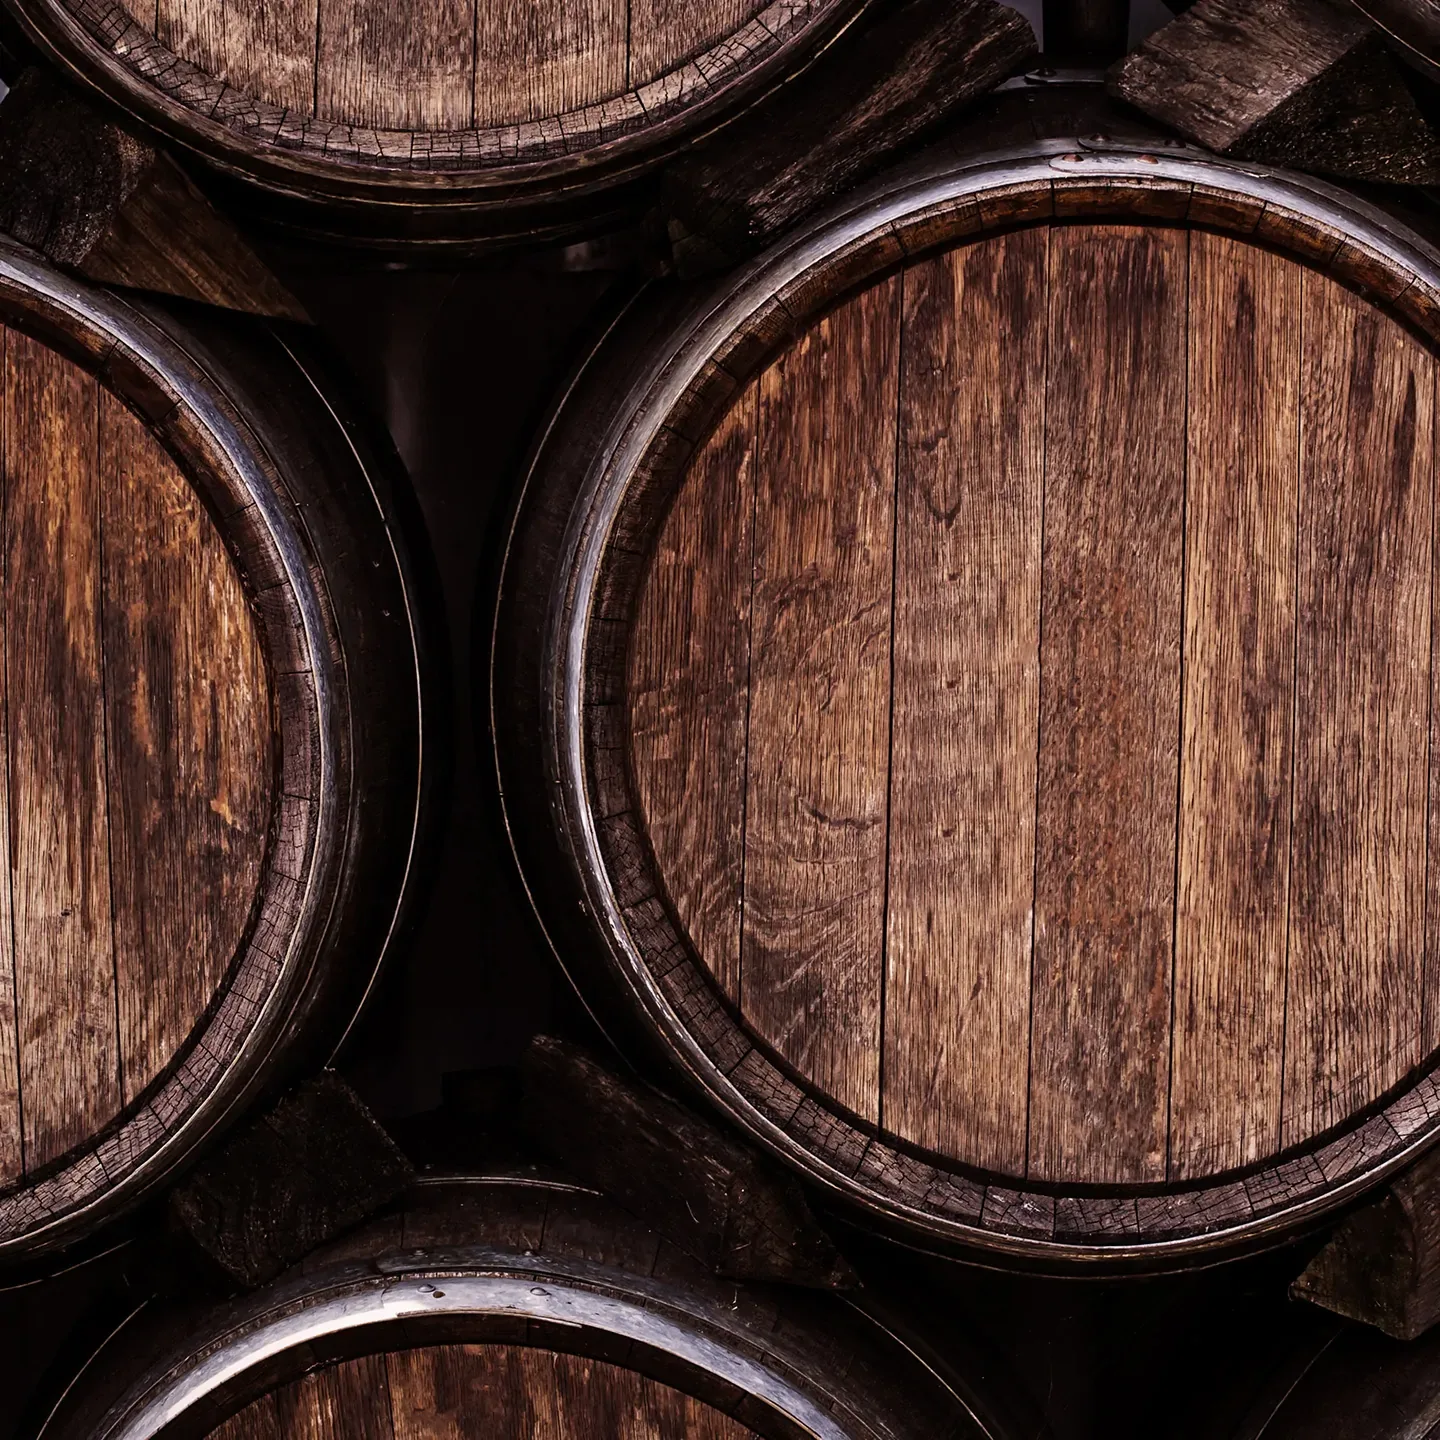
<box><xmin>5</xmin><ymin>328</ymin><xmax>120</xmax><ymax>1172</ymax></box>
<box><xmin>630</xmin><ymin>387</ymin><xmax>756</xmax><ymax>1004</ymax></box>
<box><xmin>100</xmin><ymin>389</ymin><xmax>270</xmax><ymax>1102</ymax></box>
<box><xmin>1027</xmin><ymin>224</ymin><xmax>1187</xmax><ymax>1186</ymax></box>
<box><xmin>742</xmin><ymin>277</ymin><xmax>899</xmax><ymax>1124</ymax></box>
<box><xmin>317</xmin><ymin>0</ymin><xmax>474</xmax><ymax>130</ymax></box>
<box><xmin>1170</xmin><ymin>230</ymin><xmax>1300</xmax><ymax>1181</ymax></box>
<box><xmin>883</xmin><ymin>228</ymin><xmax>1046</xmax><ymax>1171</ymax></box>
<box><xmin>0</xmin><ymin>332</ymin><xmax>19</xmax><ymax>1188</ymax></box>
<box><xmin>209</xmin><ymin>1396</ymin><xmax>281</xmax><ymax>1440</ymax></box>
<box><xmin>1285</xmin><ymin>272</ymin><xmax>1434</xmax><ymax>1148</ymax></box>
<box><xmin>473</xmin><ymin>0</ymin><xmax>626</xmax><ymax>129</ymax></box>
<box><xmin>629</xmin><ymin>0</ymin><xmax>765</xmax><ymax>88</ymax></box>
<box><xmin>275</xmin><ymin>1355</ymin><xmax>394</xmax><ymax>1440</ymax></box>
<box><xmin>158</xmin><ymin>0</ymin><xmax>319</xmax><ymax>115</ymax></box>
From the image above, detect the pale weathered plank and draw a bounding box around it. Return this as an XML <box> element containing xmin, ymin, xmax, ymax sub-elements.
<box><xmin>99</xmin><ymin>390</ymin><xmax>271</xmax><ymax>1104</ymax></box>
<box><xmin>272</xmin><ymin>1354</ymin><xmax>394</xmax><ymax>1440</ymax></box>
<box><xmin>4</xmin><ymin>331</ymin><xmax>121</xmax><ymax>1171</ymax></box>
<box><xmin>158</xmin><ymin>0</ymin><xmax>320</xmax><ymax>115</ymax></box>
<box><xmin>0</xmin><ymin>328</ymin><xmax>20</xmax><ymax>1187</ymax></box>
<box><xmin>1284</xmin><ymin>272</ymin><xmax>1434</xmax><ymax>1148</ymax></box>
<box><xmin>1027</xmin><ymin>224</ymin><xmax>1187</xmax><ymax>1186</ymax></box>
<box><xmin>318</xmin><ymin>0</ymin><xmax>474</xmax><ymax>130</ymax></box>
<box><xmin>883</xmin><ymin>228</ymin><xmax>1046</xmax><ymax>1174</ymax></box>
<box><xmin>1170</xmin><ymin>230</ymin><xmax>1301</xmax><ymax>1181</ymax></box>
<box><xmin>630</xmin><ymin>385</ymin><xmax>756</xmax><ymax>1003</ymax></box>
<box><xmin>473</xmin><ymin>0</ymin><xmax>627</xmax><ymax>128</ymax></box>
<box><xmin>628</xmin><ymin>0</ymin><xmax>766</xmax><ymax>88</ymax></box>
<box><xmin>741</xmin><ymin>278</ymin><xmax>900</xmax><ymax>1124</ymax></box>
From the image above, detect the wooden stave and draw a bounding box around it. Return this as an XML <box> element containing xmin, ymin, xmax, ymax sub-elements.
<box><xmin>0</xmin><ymin>247</ymin><xmax>429</xmax><ymax>1263</ymax></box>
<box><xmin>37</xmin><ymin>1172</ymin><xmax>1010</xmax><ymax>1440</ymax></box>
<box><xmin>491</xmin><ymin>129</ymin><xmax>1440</xmax><ymax>1269</ymax></box>
<box><xmin>0</xmin><ymin>0</ymin><xmax>875</xmax><ymax>244</ymax></box>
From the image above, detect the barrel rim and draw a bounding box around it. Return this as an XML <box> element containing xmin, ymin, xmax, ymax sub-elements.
<box><xmin>0</xmin><ymin>241</ymin><xmax>364</xmax><ymax>1262</ymax></box>
<box><xmin>6</xmin><ymin>0</ymin><xmax>872</xmax><ymax>206</ymax></box>
<box><xmin>507</xmin><ymin>139</ymin><xmax>1440</xmax><ymax>1265</ymax></box>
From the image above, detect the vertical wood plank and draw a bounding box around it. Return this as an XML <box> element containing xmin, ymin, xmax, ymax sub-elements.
<box><xmin>209</xmin><ymin>1395</ymin><xmax>282</xmax><ymax>1440</ymax></box>
<box><xmin>474</xmin><ymin>0</ymin><xmax>627</xmax><ymax>128</ymax></box>
<box><xmin>742</xmin><ymin>278</ymin><xmax>900</xmax><ymax>1125</ymax></box>
<box><xmin>4</xmin><ymin>332</ymin><xmax>120</xmax><ymax>1172</ymax></box>
<box><xmin>1287</xmin><ymin>274</ymin><xmax>1434</xmax><ymax>1147</ymax></box>
<box><xmin>159</xmin><ymin>0</ymin><xmax>319</xmax><ymax>115</ymax></box>
<box><xmin>0</xmin><ymin>328</ymin><xmax>21</xmax><ymax>1185</ymax></box>
<box><xmin>628</xmin><ymin>0</ymin><xmax>765</xmax><ymax>88</ymax></box>
<box><xmin>273</xmin><ymin>1355</ymin><xmax>395</xmax><ymax>1440</ymax></box>
<box><xmin>630</xmin><ymin>386</ymin><xmax>756</xmax><ymax>1003</ymax></box>
<box><xmin>1170</xmin><ymin>231</ymin><xmax>1301</xmax><ymax>1180</ymax></box>
<box><xmin>883</xmin><ymin>230</ymin><xmax>1046</xmax><ymax>1173</ymax></box>
<box><xmin>100</xmin><ymin>391</ymin><xmax>271</xmax><ymax>1104</ymax></box>
<box><xmin>1028</xmin><ymin>224</ymin><xmax>1187</xmax><ymax>1186</ymax></box>
<box><xmin>318</xmin><ymin>0</ymin><xmax>475</xmax><ymax>130</ymax></box>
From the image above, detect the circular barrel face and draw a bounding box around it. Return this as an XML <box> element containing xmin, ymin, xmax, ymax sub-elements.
<box><xmin>17</xmin><ymin>0</ymin><xmax>864</xmax><ymax>204</ymax></box>
<box><xmin>531</xmin><ymin>153</ymin><xmax>1440</xmax><ymax>1262</ymax></box>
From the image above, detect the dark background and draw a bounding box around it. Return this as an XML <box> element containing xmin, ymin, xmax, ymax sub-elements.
<box><xmin>0</xmin><ymin>1</ymin><xmax>1428</xmax><ymax>1435</ymax></box>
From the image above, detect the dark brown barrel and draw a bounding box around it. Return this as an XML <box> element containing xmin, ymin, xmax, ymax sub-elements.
<box><xmin>0</xmin><ymin>239</ymin><xmax>425</xmax><ymax>1262</ymax></box>
<box><xmin>40</xmin><ymin>1171</ymin><xmax>1017</xmax><ymax>1440</ymax></box>
<box><xmin>493</xmin><ymin>128</ymin><xmax>1440</xmax><ymax>1267</ymax></box>
<box><xmin>1</xmin><ymin>0</ymin><xmax>873</xmax><ymax>245</ymax></box>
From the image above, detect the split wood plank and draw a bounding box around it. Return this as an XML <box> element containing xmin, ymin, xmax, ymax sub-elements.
<box><xmin>630</xmin><ymin>387</ymin><xmax>756</xmax><ymax>1004</ymax></box>
<box><xmin>0</xmin><ymin>330</ymin><xmax>19</xmax><ymax>1188</ymax></box>
<box><xmin>158</xmin><ymin>0</ymin><xmax>320</xmax><ymax>114</ymax></box>
<box><xmin>883</xmin><ymin>228</ymin><xmax>1046</xmax><ymax>1172</ymax></box>
<box><xmin>742</xmin><ymin>277</ymin><xmax>900</xmax><ymax>1124</ymax></box>
<box><xmin>473</xmin><ymin>0</ymin><xmax>627</xmax><ymax>129</ymax></box>
<box><xmin>1170</xmin><ymin>230</ymin><xmax>1301</xmax><ymax>1181</ymax></box>
<box><xmin>4</xmin><ymin>329</ymin><xmax>121</xmax><ymax>1171</ymax></box>
<box><xmin>1027</xmin><ymin>224</ymin><xmax>1187</xmax><ymax>1187</ymax></box>
<box><xmin>317</xmin><ymin>0</ymin><xmax>475</xmax><ymax>130</ymax></box>
<box><xmin>1284</xmin><ymin>272</ymin><xmax>1433</xmax><ymax>1149</ymax></box>
<box><xmin>628</xmin><ymin>0</ymin><xmax>765</xmax><ymax>88</ymax></box>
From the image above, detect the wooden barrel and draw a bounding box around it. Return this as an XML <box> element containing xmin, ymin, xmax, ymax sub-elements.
<box><xmin>493</xmin><ymin>132</ymin><xmax>1440</xmax><ymax>1266</ymax></box>
<box><xmin>3</xmin><ymin>0</ymin><xmax>873</xmax><ymax>244</ymax></box>
<box><xmin>40</xmin><ymin>1171</ymin><xmax>1017</xmax><ymax>1440</ymax></box>
<box><xmin>0</xmin><ymin>240</ymin><xmax>425</xmax><ymax>1262</ymax></box>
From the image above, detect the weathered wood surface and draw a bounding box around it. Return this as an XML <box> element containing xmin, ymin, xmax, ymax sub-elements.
<box><xmin>628</xmin><ymin>219</ymin><xmax>1440</xmax><ymax>1195</ymax></box>
<box><xmin>663</xmin><ymin>0</ymin><xmax>1036</xmax><ymax>269</ymax></box>
<box><xmin>0</xmin><ymin>69</ymin><xmax>306</xmax><ymax>319</ymax></box>
<box><xmin>520</xmin><ymin>1036</ymin><xmax>852</xmax><ymax>1288</ymax></box>
<box><xmin>169</xmin><ymin>1073</ymin><xmax>413</xmax><ymax>1289</ymax></box>
<box><xmin>1110</xmin><ymin>0</ymin><xmax>1440</xmax><ymax>185</ymax></box>
<box><xmin>0</xmin><ymin>327</ymin><xmax>271</xmax><ymax>1176</ymax></box>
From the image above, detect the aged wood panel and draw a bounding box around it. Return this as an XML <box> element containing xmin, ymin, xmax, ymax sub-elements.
<box><xmin>209</xmin><ymin>1396</ymin><xmax>282</xmax><ymax>1440</ymax></box>
<box><xmin>473</xmin><ymin>0</ymin><xmax>627</xmax><ymax>129</ymax></box>
<box><xmin>4</xmin><ymin>329</ymin><xmax>121</xmax><ymax>1172</ymax></box>
<box><xmin>741</xmin><ymin>278</ymin><xmax>899</xmax><ymax>1124</ymax></box>
<box><xmin>883</xmin><ymin>228</ymin><xmax>1046</xmax><ymax>1172</ymax></box>
<box><xmin>99</xmin><ymin>387</ymin><xmax>271</xmax><ymax>1103</ymax></box>
<box><xmin>628</xmin><ymin>0</ymin><xmax>766</xmax><ymax>88</ymax></box>
<box><xmin>1027</xmin><ymin>224</ymin><xmax>1187</xmax><ymax>1186</ymax></box>
<box><xmin>158</xmin><ymin>0</ymin><xmax>320</xmax><ymax>115</ymax></box>
<box><xmin>0</xmin><ymin>329</ymin><xmax>20</xmax><ymax>1188</ymax></box>
<box><xmin>1284</xmin><ymin>273</ymin><xmax>1434</xmax><ymax>1148</ymax></box>
<box><xmin>317</xmin><ymin>0</ymin><xmax>474</xmax><ymax>130</ymax></box>
<box><xmin>630</xmin><ymin>386</ymin><xmax>757</xmax><ymax>1004</ymax></box>
<box><xmin>1170</xmin><ymin>231</ymin><xmax>1301</xmax><ymax>1181</ymax></box>
<box><xmin>274</xmin><ymin>1354</ymin><xmax>394</xmax><ymax>1440</ymax></box>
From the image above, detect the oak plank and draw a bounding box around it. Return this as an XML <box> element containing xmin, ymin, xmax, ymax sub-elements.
<box><xmin>318</xmin><ymin>0</ymin><xmax>474</xmax><ymax>130</ymax></box>
<box><xmin>883</xmin><ymin>229</ymin><xmax>1046</xmax><ymax>1173</ymax></box>
<box><xmin>473</xmin><ymin>0</ymin><xmax>626</xmax><ymax>129</ymax></box>
<box><xmin>1170</xmin><ymin>230</ymin><xmax>1301</xmax><ymax>1180</ymax></box>
<box><xmin>1285</xmin><ymin>272</ymin><xmax>1434</xmax><ymax>1148</ymax></box>
<box><xmin>629</xmin><ymin>0</ymin><xmax>764</xmax><ymax>89</ymax></box>
<box><xmin>742</xmin><ymin>277</ymin><xmax>900</xmax><ymax>1124</ymax></box>
<box><xmin>100</xmin><ymin>390</ymin><xmax>271</xmax><ymax>1102</ymax></box>
<box><xmin>4</xmin><ymin>330</ymin><xmax>121</xmax><ymax>1171</ymax></box>
<box><xmin>1027</xmin><ymin>224</ymin><xmax>1187</xmax><ymax>1186</ymax></box>
<box><xmin>209</xmin><ymin>1396</ymin><xmax>282</xmax><ymax>1440</ymax></box>
<box><xmin>0</xmin><ymin>328</ymin><xmax>20</xmax><ymax>1186</ymax></box>
<box><xmin>630</xmin><ymin>386</ymin><xmax>756</xmax><ymax>1003</ymax></box>
<box><xmin>273</xmin><ymin>1355</ymin><xmax>394</xmax><ymax>1440</ymax></box>
<box><xmin>158</xmin><ymin>0</ymin><xmax>319</xmax><ymax>115</ymax></box>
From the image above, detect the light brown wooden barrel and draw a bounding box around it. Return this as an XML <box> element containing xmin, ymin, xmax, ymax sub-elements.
<box><xmin>41</xmin><ymin>1173</ymin><xmax>1019</xmax><ymax>1440</ymax></box>
<box><xmin>494</xmin><ymin>136</ymin><xmax>1440</xmax><ymax>1266</ymax></box>
<box><xmin>0</xmin><ymin>239</ymin><xmax>425</xmax><ymax>1263</ymax></box>
<box><xmin>2</xmin><ymin>0</ymin><xmax>872</xmax><ymax>243</ymax></box>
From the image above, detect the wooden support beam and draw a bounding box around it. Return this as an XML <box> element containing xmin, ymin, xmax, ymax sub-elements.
<box><xmin>1110</xmin><ymin>0</ymin><xmax>1440</xmax><ymax>185</ymax></box>
<box><xmin>660</xmin><ymin>0</ymin><xmax>1036</xmax><ymax>274</ymax></box>
<box><xmin>0</xmin><ymin>68</ymin><xmax>307</xmax><ymax>320</ymax></box>
<box><xmin>167</xmin><ymin>1072</ymin><xmax>413</xmax><ymax>1289</ymax></box>
<box><xmin>520</xmin><ymin>1035</ymin><xmax>855</xmax><ymax>1289</ymax></box>
<box><xmin>1292</xmin><ymin>1143</ymin><xmax>1440</xmax><ymax>1340</ymax></box>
